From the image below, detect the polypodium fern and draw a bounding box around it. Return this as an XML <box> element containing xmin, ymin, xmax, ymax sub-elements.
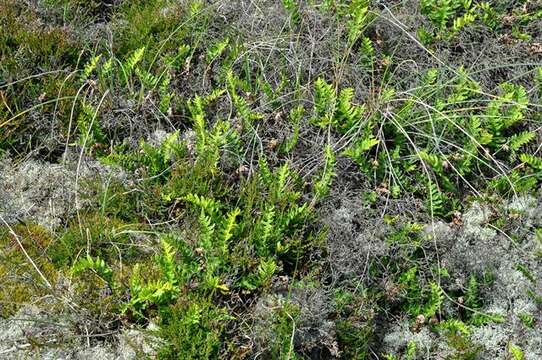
<box><xmin>313</xmin><ymin>145</ymin><xmax>337</xmax><ymax>200</ymax></box>
<box><xmin>426</xmin><ymin>181</ymin><xmax>445</xmax><ymax>217</ymax></box>
<box><xmin>346</xmin><ymin>0</ymin><xmax>370</xmax><ymax>44</ymax></box>
<box><xmin>312</xmin><ymin>78</ymin><xmax>364</xmax><ymax>133</ymax></box>
<box><xmin>81</xmin><ymin>54</ymin><xmax>102</xmax><ymax>82</ymax></box>
<box><xmin>312</xmin><ymin>77</ymin><xmax>337</xmax><ymax>127</ymax></box>
<box><xmin>77</xmin><ymin>102</ymin><xmax>104</xmax><ymax>148</ymax></box>
<box><xmin>280</xmin><ymin>105</ymin><xmax>304</xmax><ymax>154</ymax></box>
<box><xmin>520</xmin><ymin>153</ymin><xmax>542</xmax><ymax>172</ymax></box>
<box><xmin>508</xmin><ymin>131</ymin><xmax>535</xmax><ymax>152</ymax></box>
<box><xmin>226</xmin><ymin>70</ymin><xmax>263</xmax><ymax>125</ymax></box>
<box><xmin>423</xmin><ymin>282</ymin><xmax>444</xmax><ymax>318</ymax></box>
<box><xmin>72</xmin><ymin>254</ymin><xmax>113</xmax><ymax>285</ymax></box>
<box><xmin>218</xmin><ymin>208</ymin><xmax>240</xmax><ymax>255</ymax></box>
<box><xmin>336</xmin><ymin>87</ymin><xmax>365</xmax><ymax>132</ymax></box>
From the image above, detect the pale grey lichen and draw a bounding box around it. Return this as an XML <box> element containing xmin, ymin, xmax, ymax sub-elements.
<box><xmin>0</xmin><ymin>157</ymin><xmax>125</xmax><ymax>229</ymax></box>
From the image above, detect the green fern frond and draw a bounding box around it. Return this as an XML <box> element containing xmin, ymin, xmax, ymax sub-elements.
<box><xmin>226</xmin><ymin>70</ymin><xmax>263</xmax><ymax>124</ymax></box>
<box><xmin>312</xmin><ymin>77</ymin><xmax>336</xmax><ymax>127</ymax></box>
<box><xmin>347</xmin><ymin>0</ymin><xmax>369</xmax><ymax>43</ymax></box>
<box><xmin>199</xmin><ymin>210</ymin><xmax>216</xmax><ymax>250</ymax></box>
<box><xmin>336</xmin><ymin>87</ymin><xmax>364</xmax><ymax>132</ymax></box>
<box><xmin>77</xmin><ymin>102</ymin><xmax>104</xmax><ymax>147</ymax></box>
<box><xmin>423</xmin><ymin>282</ymin><xmax>444</xmax><ymax>318</ymax></box>
<box><xmin>257</xmin><ymin>207</ymin><xmax>276</xmax><ymax>256</ymax></box>
<box><xmin>218</xmin><ymin>208</ymin><xmax>240</xmax><ymax>255</ymax></box>
<box><xmin>183</xmin><ymin>193</ymin><xmax>221</xmax><ymax>216</ymax></box>
<box><xmin>361</xmin><ymin>36</ymin><xmax>375</xmax><ymax>64</ymax></box>
<box><xmin>206</xmin><ymin>38</ymin><xmax>229</xmax><ymax>63</ymax></box>
<box><xmin>72</xmin><ymin>254</ymin><xmax>113</xmax><ymax>284</ymax></box>
<box><xmin>81</xmin><ymin>54</ymin><xmax>102</xmax><ymax>82</ymax></box>
<box><xmin>520</xmin><ymin>153</ymin><xmax>542</xmax><ymax>171</ymax></box>
<box><xmin>438</xmin><ymin>319</ymin><xmax>471</xmax><ymax>336</ymax></box>
<box><xmin>159</xmin><ymin>237</ymin><xmax>178</xmax><ymax>285</ymax></box>
<box><xmin>125</xmin><ymin>47</ymin><xmax>145</xmax><ymax>73</ymax></box>
<box><xmin>280</xmin><ymin>106</ymin><xmax>304</xmax><ymax>153</ymax></box>
<box><xmin>418</xmin><ymin>150</ymin><xmax>444</xmax><ymax>175</ymax></box>
<box><xmin>314</xmin><ymin>145</ymin><xmax>336</xmax><ymax>200</ymax></box>
<box><xmin>426</xmin><ymin>181</ymin><xmax>445</xmax><ymax>217</ymax></box>
<box><xmin>159</xmin><ymin>73</ymin><xmax>174</xmax><ymax>113</ymax></box>
<box><xmin>282</xmin><ymin>0</ymin><xmax>301</xmax><ymax>25</ymax></box>
<box><xmin>274</xmin><ymin>162</ymin><xmax>291</xmax><ymax>200</ymax></box>
<box><xmin>258</xmin><ymin>157</ymin><xmax>274</xmax><ymax>187</ymax></box>
<box><xmin>343</xmin><ymin>135</ymin><xmax>379</xmax><ymax>165</ymax></box>
<box><xmin>135</xmin><ymin>67</ymin><xmax>159</xmax><ymax>88</ymax></box>
<box><xmin>508</xmin><ymin>131</ymin><xmax>535</xmax><ymax>152</ymax></box>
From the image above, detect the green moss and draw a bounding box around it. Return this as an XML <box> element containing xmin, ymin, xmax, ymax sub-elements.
<box><xmin>48</xmin><ymin>213</ymin><xmax>144</xmax><ymax>267</ymax></box>
<box><xmin>0</xmin><ymin>224</ymin><xmax>58</xmax><ymax>317</ymax></box>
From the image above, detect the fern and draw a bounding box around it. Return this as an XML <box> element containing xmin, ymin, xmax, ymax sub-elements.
<box><xmin>72</xmin><ymin>254</ymin><xmax>113</xmax><ymax>284</ymax></box>
<box><xmin>198</xmin><ymin>210</ymin><xmax>216</xmax><ymax>251</ymax></box>
<box><xmin>438</xmin><ymin>319</ymin><xmax>471</xmax><ymax>336</ymax></box>
<box><xmin>508</xmin><ymin>131</ymin><xmax>535</xmax><ymax>152</ymax></box>
<box><xmin>509</xmin><ymin>344</ymin><xmax>525</xmax><ymax>360</ymax></box>
<box><xmin>485</xmin><ymin>83</ymin><xmax>529</xmax><ymax>139</ymax></box>
<box><xmin>226</xmin><ymin>70</ymin><xmax>263</xmax><ymax>125</ymax></box>
<box><xmin>464</xmin><ymin>275</ymin><xmax>480</xmax><ymax>309</ymax></box>
<box><xmin>312</xmin><ymin>77</ymin><xmax>336</xmax><ymax>127</ymax></box>
<box><xmin>418</xmin><ymin>150</ymin><xmax>445</xmax><ymax>176</ymax></box>
<box><xmin>423</xmin><ymin>282</ymin><xmax>444</xmax><ymax>318</ymax></box>
<box><xmin>360</xmin><ymin>36</ymin><xmax>375</xmax><ymax>65</ymax></box>
<box><xmin>347</xmin><ymin>0</ymin><xmax>369</xmax><ymax>44</ymax></box>
<box><xmin>336</xmin><ymin>87</ymin><xmax>364</xmax><ymax>132</ymax></box>
<box><xmin>218</xmin><ymin>208</ymin><xmax>240</xmax><ymax>255</ymax></box>
<box><xmin>206</xmin><ymin>38</ymin><xmax>229</xmax><ymax>63</ymax></box>
<box><xmin>241</xmin><ymin>258</ymin><xmax>277</xmax><ymax>290</ymax></box>
<box><xmin>313</xmin><ymin>145</ymin><xmax>337</xmax><ymax>200</ymax></box>
<box><xmin>274</xmin><ymin>162</ymin><xmax>291</xmax><ymax>202</ymax></box>
<box><xmin>159</xmin><ymin>73</ymin><xmax>174</xmax><ymax>113</ymax></box>
<box><xmin>158</xmin><ymin>237</ymin><xmax>178</xmax><ymax>285</ymax></box>
<box><xmin>282</xmin><ymin>0</ymin><xmax>301</xmax><ymax>25</ymax></box>
<box><xmin>520</xmin><ymin>153</ymin><xmax>542</xmax><ymax>171</ymax></box>
<box><xmin>257</xmin><ymin>207</ymin><xmax>276</xmax><ymax>256</ymax></box>
<box><xmin>280</xmin><ymin>105</ymin><xmax>304</xmax><ymax>153</ymax></box>
<box><xmin>183</xmin><ymin>193</ymin><xmax>221</xmax><ymax>217</ymax></box>
<box><xmin>125</xmin><ymin>47</ymin><xmax>145</xmax><ymax>74</ymax></box>
<box><xmin>342</xmin><ymin>135</ymin><xmax>379</xmax><ymax>168</ymax></box>
<box><xmin>81</xmin><ymin>54</ymin><xmax>102</xmax><ymax>82</ymax></box>
<box><xmin>135</xmin><ymin>67</ymin><xmax>159</xmax><ymax>89</ymax></box>
<box><xmin>258</xmin><ymin>156</ymin><xmax>274</xmax><ymax>187</ymax></box>
<box><xmin>77</xmin><ymin>102</ymin><xmax>104</xmax><ymax>148</ymax></box>
<box><xmin>426</xmin><ymin>181</ymin><xmax>445</xmax><ymax>217</ymax></box>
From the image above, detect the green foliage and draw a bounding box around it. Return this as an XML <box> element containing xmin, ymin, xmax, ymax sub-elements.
<box><xmin>77</xmin><ymin>102</ymin><xmax>105</xmax><ymax>148</ymax></box>
<box><xmin>311</xmin><ymin>78</ymin><xmax>364</xmax><ymax>132</ymax></box>
<box><xmin>206</xmin><ymin>38</ymin><xmax>229</xmax><ymax>64</ymax></box>
<box><xmin>72</xmin><ymin>254</ymin><xmax>113</xmax><ymax>285</ymax></box>
<box><xmin>227</xmin><ymin>70</ymin><xmax>263</xmax><ymax>125</ymax></box>
<box><xmin>268</xmin><ymin>301</ymin><xmax>300</xmax><ymax>359</ymax></box>
<box><xmin>346</xmin><ymin>0</ymin><xmax>370</xmax><ymax>44</ymax></box>
<box><xmin>509</xmin><ymin>344</ymin><xmax>525</xmax><ymax>360</ymax></box>
<box><xmin>398</xmin><ymin>267</ymin><xmax>447</xmax><ymax>320</ymax></box>
<box><xmin>313</xmin><ymin>145</ymin><xmax>337</xmax><ymax>200</ymax></box>
<box><xmin>419</xmin><ymin>0</ymin><xmax>479</xmax><ymax>40</ymax></box>
<box><xmin>282</xmin><ymin>0</ymin><xmax>301</xmax><ymax>25</ymax></box>
<box><xmin>158</xmin><ymin>298</ymin><xmax>231</xmax><ymax>359</ymax></box>
<box><xmin>280</xmin><ymin>106</ymin><xmax>304</xmax><ymax>154</ymax></box>
<box><xmin>426</xmin><ymin>181</ymin><xmax>446</xmax><ymax>217</ymax></box>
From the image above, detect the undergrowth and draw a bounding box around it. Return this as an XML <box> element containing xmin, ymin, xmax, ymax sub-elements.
<box><xmin>1</xmin><ymin>0</ymin><xmax>541</xmax><ymax>359</ymax></box>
